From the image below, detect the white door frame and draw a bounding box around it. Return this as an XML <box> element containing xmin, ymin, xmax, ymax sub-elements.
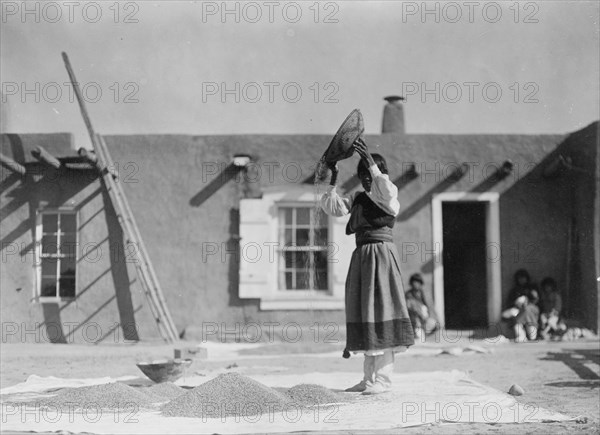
<box><xmin>431</xmin><ymin>192</ymin><xmax>501</xmax><ymax>327</ymax></box>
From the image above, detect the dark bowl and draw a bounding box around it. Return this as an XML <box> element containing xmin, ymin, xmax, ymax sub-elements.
<box><xmin>136</xmin><ymin>358</ymin><xmax>192</xmax><ymax>383</ymax></box>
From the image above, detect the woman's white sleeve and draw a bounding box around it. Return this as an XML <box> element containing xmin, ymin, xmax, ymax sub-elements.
<box><xmin>367</xmin><ymin>164</ymin><xmax>400</xmax><ymax>217</ymax></box>
<box><xmin>320</xmin><ymin>186</ymin><xmax>352</xmax><ymax>217</ymax></box>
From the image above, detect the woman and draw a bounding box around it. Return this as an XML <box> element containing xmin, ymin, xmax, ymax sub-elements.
<box><xmin>321</xmin><ymin>138</ymin><xmax>414</xmax><ymax>395</ymax></box>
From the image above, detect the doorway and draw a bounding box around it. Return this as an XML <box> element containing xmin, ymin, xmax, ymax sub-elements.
<box><xmin>442</xmin><ymin>201</ymin><xmax>487</xmax><ymax>328</ymax></box>
<box><xmin>431</xmin><ymin>193</ymin><xmax>501</xmax><ymax>328</ymax></box>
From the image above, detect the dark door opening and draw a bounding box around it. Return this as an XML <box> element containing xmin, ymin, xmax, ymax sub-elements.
<box><xmin>442</xmin><ymin>201</ymin><xmax>488</xmax><ymax>328</ymax></box>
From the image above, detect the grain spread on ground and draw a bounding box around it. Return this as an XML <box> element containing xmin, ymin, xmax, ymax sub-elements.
<box><xmin>286</xmin><ymin>383</ymin><xmax>343</xmax><ymax>406</ymax></box>
<box><xmin>29</xmin><ymin>382</ymin><xmax>155</xmax><ymax>411</ymax></box>
<box><xmin>161</xmin><ymin>373</ymin><xmax>347</xmax><ymax>419</ymax></box>
<box><xmin>7</xmin><ymin>374</ymin><xmax>345</xmax><ymax>419</ymax></box>
<box><xmin>161</xmin><ymin>372</ymin><xmax>292</xmax><ymax>418</ymax></box>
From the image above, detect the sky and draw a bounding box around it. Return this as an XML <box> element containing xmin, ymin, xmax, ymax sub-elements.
<box><xmin>1</xmin><ymin>1</ymin><xmax>599</xmax><ymax>150</ymax></box>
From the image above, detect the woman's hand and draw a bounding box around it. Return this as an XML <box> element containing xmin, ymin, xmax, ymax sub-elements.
<box><xmin>353</xmin><ymin>138</ymin><xmax>376</xmax><ymax>167</ymax></box>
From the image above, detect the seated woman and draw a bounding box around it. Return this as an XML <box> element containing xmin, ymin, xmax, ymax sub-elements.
<box><xmin>405</xmin><ymin>273</ymin><xmax>438</xmax><ymax>340</ymax></box>
<box><xmin>539</xmin><ymin>277</ymin><xmax>567</xmax><ymax>340</ymax></box>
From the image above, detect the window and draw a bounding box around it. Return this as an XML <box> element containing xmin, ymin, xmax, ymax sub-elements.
<box><xmin>238</xmin><ymin>189</ymin><xmax>353</xmax><ymax>310</ymax></box>
<box><xmin>278</xmin><ymin>206</ymin><xmax>328</xmax><ymax>291</ymax></box>
<box><xmin>37</xmin><ymin>211</ymin><xmax>77</xmax><ymax>300</ymax></box>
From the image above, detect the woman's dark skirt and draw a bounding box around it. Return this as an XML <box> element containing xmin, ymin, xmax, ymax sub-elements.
<box><xmin>345</xmin><ymin>241</ymin><xmax>415</xmax><ymax>351</ymax></box>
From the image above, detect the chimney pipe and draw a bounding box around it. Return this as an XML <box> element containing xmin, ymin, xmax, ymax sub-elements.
<box><xmin>382</xmin><ymin>95</ymin><xmax>405</xmax><ymax>134</ymax></box>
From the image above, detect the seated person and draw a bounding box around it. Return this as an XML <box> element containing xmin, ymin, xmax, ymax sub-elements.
<box><xmin>502</xmin><ymin>269</ymin><xmax>540</xmax><ymax>342</ymax></box>
<box><xmin>539</xmin><ymin>277</ymin><xmax>567</xmax><ymax>340</ymax></box>
<box><xmin>405</xmin><ymin>273</ymin><xmax>437</xmax><ymax>340</ymax></box>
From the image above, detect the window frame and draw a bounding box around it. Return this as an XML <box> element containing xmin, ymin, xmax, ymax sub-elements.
<box><xmin>34</xmin><ymin>208</ymin><xmax>79</xmax><ymax>303</ymax></box>
<box><xmin>276</xmin><ymin>202</ymin><xmax>331</xmax><ymax>294</ymax></box>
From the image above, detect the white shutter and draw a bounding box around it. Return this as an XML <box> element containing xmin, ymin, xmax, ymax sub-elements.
<box><xmin>238</xmin><ymin>197</ymin><xmax>277</xmax><ymax>298</ymax></box>
<box><xmin>329</xmin><ymin>214</ymin><xmax>353</xmax><ymax>298</ymax></box>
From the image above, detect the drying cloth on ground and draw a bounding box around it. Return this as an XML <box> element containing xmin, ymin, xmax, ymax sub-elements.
<box><xmin>0</xmin><ymin>374</ymin><xmax>138</xmax><ymax>395</ymax></box>
<box><xmin>0</xmin><ymin>370</ymin><xmax>575</xmax><ymax>434</ymax></box>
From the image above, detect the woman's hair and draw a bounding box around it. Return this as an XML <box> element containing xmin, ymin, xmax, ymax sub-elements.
<box><xmin>514</xmin><ymin>269</ymin><xmax>530</xmax><ymax>285</ymax></box>
<box><xmin>357</xmin><ymin>153</ymin><xmax>389</xmax><ymax>176</ymax></box>
<box><xmin>541</xmin><ymin>277</ymin><xmax>557</xmax><ymax>291</ymax></box>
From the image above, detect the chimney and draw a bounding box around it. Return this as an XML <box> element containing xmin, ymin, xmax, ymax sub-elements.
<box><xmin>382</xmin><ymin>95</ymin><xmax>405</xmax><ymax>134</ymax></box>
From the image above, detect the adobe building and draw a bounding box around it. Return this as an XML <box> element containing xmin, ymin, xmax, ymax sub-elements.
<box><xmin>1</xmin><ymin>100</ymin><xmax>598</xmax><ymax>343</ymax></box>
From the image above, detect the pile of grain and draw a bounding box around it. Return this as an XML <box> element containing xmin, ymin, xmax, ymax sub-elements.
<box><xmin>35</xmin><ymin>382</ymin><xmax>154</xmax><ymax>410</ymax></box>
<box><xmin>145</xmin><ymin>382</ymin><xmax>185</xmax><ymax>400</ymax></box>
<box><xmin>287</xmin><ymin>384</ymin><xmax>344</xmax><ymax>406</ymax></box>
<box><xmin>161</xmin><ymin>372</ymin><xmax>291</xmax><ymax>418</ymax></box>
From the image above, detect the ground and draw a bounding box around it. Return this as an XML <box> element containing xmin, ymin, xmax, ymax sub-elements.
<box><xmin>0</xmin><ymin>335</ymin><xmax>598</xmax><ymax>434</ymax></box>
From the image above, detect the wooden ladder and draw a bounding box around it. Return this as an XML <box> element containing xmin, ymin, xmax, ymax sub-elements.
<box><xmin>62</xmin><ymin>52</ymin><xmax>179</xmax><ymax>342</ymax></box>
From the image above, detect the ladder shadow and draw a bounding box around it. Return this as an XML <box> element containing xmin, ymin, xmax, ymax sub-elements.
<box><xmin>102</xmin><ymin>184</ymin><xmax>141</xmax><ymax>341</ymax></box>
<box><xmin>540</xmin><ymin>349</ymin><xmax>600</xmax><ymax>380</ymax></box>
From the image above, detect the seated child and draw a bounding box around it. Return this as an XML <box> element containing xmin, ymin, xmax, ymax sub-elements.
<box><xmin>503</xmin><ymin>269</ymin><xmax>540</xmax><ymax>342</ymax></box>
<box><xmin>539</xmin><ymin>277</ymin><xmax>567</xmax><ymax>340</ymax></box>
<box><xmin>405</xmin><ymin>273</ymin><xmax>438</xmax><ymax>340</ymax></box>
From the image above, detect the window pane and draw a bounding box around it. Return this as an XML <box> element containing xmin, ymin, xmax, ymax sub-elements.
<box><xmin>284</xmin><ymin>229</ymin><xmax>293</xmax><ymax>245</ymax></box>
<box><xmin>315</xmin><ymin>269</ymin><xmax>328</xmax><ymax>290</ymax></box>
<box><xmin>315</xmin><ymin>209</ymin><xmax>328</xmax><ymax>227</ymax></box>
<box><xmin>314</xmin><ymin>251</ymin><xmax>328</xmax><ymax>269</ymax></box>
<box><xmin>61</xmin><ymin>214</ymin><xmax>76</xmax><ymax>233</ymax></box>
<box><xmin>59</xmin><ymin>259</ymin><xmax>76</xmax><ymax>298</ymax></box>
<box><xmin>41</xmin><ymin>259</ymin><xmax>57</xmax><ymax>277</ymax></box>
<box><xmin>60</xmin><ymin>258</ymin><xmax>76</xmax><ymax>276</ymax></box>
<box><xmin>41</xmin><ymin>277</ymin><xmax>57</xmax><ymax>297</ymax></box>
<box><xmin>315</xmin><ymin>229</ymin><xmax>328</xmax><ymax>246</ymax></box>
<box><xmin>284</xmin><ymin>208</ymin><xmax>292</xmax><ymax>225</ymax></box>
<box><xmin>60</xmin><ymin>233</ymin><xmax>77</xmax><ymax>256</ymax></box>
<box><xmin>296</xmin><ymin>270</ymin><xmax>309</xmax><ymax>289</ymax></box>
<box><xmin>296</xmin><ymin>208</ymin><xmax>310</xmax><ymax>225</ymax></box>
<box><xmin>294</xmin><ymin>251</ymin><xmax>309</xmax><ymax>268</ymax></box>
<box><xmin>296</xmin><ymin>229</ymin><xmax>309</xmax><ymax>246</ymax></box>
<box><xmin>59</xmin><ymin>277</ymin><xmax>76</xmax><ymax>298</ymax></box>
<box><xmin>285</xmin><ymin>272</ymin><xmax>294</xmax><ymax>290</ymax></box>
<box><xmin>42</xmin><ymin>214</ymin><xmax>58</xmax><ymax>233</ymax></box>
<box><xmin>42</xmin><ymin>236</ymin><xmax>58</xmax><ymax>254</ymax></box>
<box><xmin>284</xmin><ymin>251</ymin><xmax>295</xmax><ymax>268</ymax></box>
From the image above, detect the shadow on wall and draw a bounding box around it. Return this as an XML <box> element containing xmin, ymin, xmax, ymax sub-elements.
<box><xmin>498</xmin><ymin>129</ymin><xmax>596</xmax><ymax>324</ymax></box>
<box><xmin>1</xmin><ymin>134</ymin><xmax>143</xmax><ymax>342</ymax></box>
<box><xmin>189</xmin><ymin>163</ymin><xmax>244</xmax><ymax>207</ymax></box>
<box><xmin>1</xmin><ymin>135</ymin><xmax>91</xmax><ymax>343</ymax></box>
<box><xmin>396</xmin><ymin>166</ymin><xmax>467</xmax><ymax>221</ymax></box>
<box><xmin>227</xmin><ymin>207</ymin><xmax>259</xmax><ymax>311</ymax></box>
<box><xmin>41</xmin><ymin>303</ymin><xmax>67</xmax><ymax>343</ymax></box>
<box><xmin>102</xmin><ymin>185</ymin><xmax>140</xmax><ymax>341</ymax></box>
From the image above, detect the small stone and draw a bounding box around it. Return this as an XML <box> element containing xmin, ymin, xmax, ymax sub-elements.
<box><xmin>508</xmin><ymin>384</ymin><xmax>524</xmax><ymax>396</ymax></box>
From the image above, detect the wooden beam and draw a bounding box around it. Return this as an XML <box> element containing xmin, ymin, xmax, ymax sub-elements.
<box><xmin>78</xmin><ymin>147</ymin><xmax>99</xmax><ymax>165</ymax></box>
<box><xmin>0</xmin><ymin>153</ymin><xmax>26</xmax><ymax>175</ymax></box>
<box><xmin>31</xmin><ymin>146</ymin><xmax>61</xmax><ymax>169</ymax></box>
